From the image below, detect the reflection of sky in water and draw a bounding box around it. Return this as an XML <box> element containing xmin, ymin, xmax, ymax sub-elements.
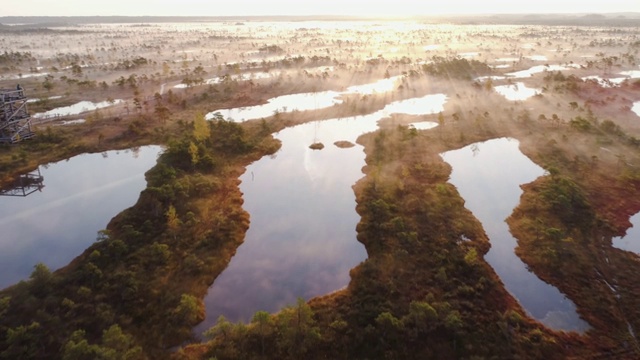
<box><xmin>33</xmin><ymin>99</ymin><xmax>123</xmax><ymax>118</ymax></box>
<box><xmin>345</xmin><ymin>76</ymin><xmax>401</xmax><ymax>95</ymax></box>
<box><xmin>494</xmin><ymin>82</ymin><xmax>540</xmax><ymax>101</ymax></box>
<box><xmin>27</xmin><ymin>95</ymin><xmax>63</xmax><ymax>103</ymax></box>
<box><xmin>506</xmin><ymin>65</ymin><xmax>576</xmax><ymax>78</ymax></box>
<box><xmin>525</xmin><ymin>55</ymin><xmax>548</xmax><ymax>61</ymax></box>
<box><xmin>632</xmin><ymin>102</ymin><xmax>640</xmax><ymax>117</ymax></box>
<box><xmin>619</xmin><ymin>70</ymin><xmax>640</xmax><ymax>78</ymax></box>
<box><xmin>205</xmin><ymin>76</ymin><xmax>404</xmax><ymax>122</ymax></box>
<box><xmin>196</xmin><ymin>93</ymin><xmax>447</xmax><ymax>334</ymax></box>
<box><xmin>582</xmin><ymin>76</ymin><xmax>627</xmax><ymax>88</ymax></box>
<box><xmin>410</xmin><ymin>122</ymin><xmax>438</xmax><ymax>130</ymax></box>
<box><xmin>613</xmin><ymin>212</ymin><xmax>640</xmax><ymax>254</ymax></box>
<box><xmin>0</xmin><ymin>146</ymin><xmax>162</xmax><ymax>289</ymax></box>
<box><xmin>495</xmin><ymin>57</ymin><xmax>520</xmax><ymax>62</ymax></box>
<box><xmin>175</xmin><ymin>71</ymin><xmax>275</xmax><ymax>89</ymax></box>
<box><xmin>441</xmin><ymin>138</ymin><xmax>589</xmax><ymax>332</ymax></box>
<box><xmin>381</xmin><ymin>94</ymin><xmax>446</xmax><ymax>115</ymax></box>
<box><xmin>581</xmin><ymin>68</ymin><xmax>640</xmax><ymax>88</ymax></box>
<box><xmin>206</xmin><ymin>91</ymin><xmax>343</xmax><ymax>121</ymax></box>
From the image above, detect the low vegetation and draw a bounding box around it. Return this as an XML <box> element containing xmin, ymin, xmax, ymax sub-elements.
<box><xmin>1</xmin><ymin>16</ymin><xmax>640</xmax><ymax>360</ymax></box>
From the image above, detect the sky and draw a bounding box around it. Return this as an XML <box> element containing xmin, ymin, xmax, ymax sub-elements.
<box><xmin>5</xmin><ymin>0</ymin><xmax>640</xmax><ymax>17</ymax></box>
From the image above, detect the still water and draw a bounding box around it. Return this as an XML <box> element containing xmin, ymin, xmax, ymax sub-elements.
<box><xmin>205</xmin><ymin>91</ymin><xmax>343</xmax><ymax>122</ymax></box>
<box><xmin>494</xmin><ymin>82</ymin><xmax>541</xmax><ymax>101</ymax></box>
<box><xmin>0</xmin><ymin>146</ymin><xmax>162</xmax><ymax>289</ymax></box>
<box><xmin>33</xmin><ymin>99</ymin><xmax>123</xmax><ymax>118</ymax></box>
<box><xmin>613</xmin><ymin>212</ymin><xmax>640</xmax><ymax>254</ymax></box>
<box><xmin>506</xmin><ymin>64</ymin><xmax>577</xmax><ymax>78</ymax></box>
<box><xmin>441</xmin><ymin>138</ymin><xmax>589</xmax><ymax>332</ymax></box>
<box><xmin>205</xmin><ymin>76</ymin><xmax>404</xmax><ymax>122</ymax></box>
<box><xmin>196</xmin><ymin>93</ymin><xmax>447</xmax><ymax>334</ymax></box>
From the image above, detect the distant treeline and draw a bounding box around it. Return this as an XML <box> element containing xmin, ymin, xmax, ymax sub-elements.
<box><xmin>1</xmin><ymin>13</ymin><xmax>640</xmax><ymax>27</ymax></box>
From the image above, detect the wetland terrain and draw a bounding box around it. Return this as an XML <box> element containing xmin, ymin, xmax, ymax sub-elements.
<box><xmin>1</xmin><ymin>14</ymin><xmax>640</xmax><ymax>359</ymax></box>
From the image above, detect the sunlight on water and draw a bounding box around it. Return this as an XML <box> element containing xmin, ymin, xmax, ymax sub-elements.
<box><xmin>582</xmin><ymin>76</ymin><xmax>628</xmax><ymax>88</ymax></box>
<box><xmin>380</xmin><ymin>93</ymin><xmax>447</xmax><ymax>115</ymax></box>
<box><xmin>475</xmin><ymin>75</ymin><xmax>509</xmax><ymax>81</ymax></box>
<box><xmin>1</xmin><ymin>73</ymin><xmax>49</xmax><ymax>80</ymax></box>
<box><xmin>494</xmin><ymin>82</ymin><xmax>540</xmax><ymax>101</ymax></box>
<box><xmin>619</xmin><ymin>69</ymin><xmax>640</xmax><ymax>78</ymax></box>
<box><xmin>495</xmin><ymin>57</ymin><xmax>520</xmax><ymax>62</ymax></box>
<box><xmin>27</xmin><ymin>95</ymin><xmax>63</xmax><ymax>103</ymax></box>
<box><xmin>205</xmin><ymin>91</ymin><xmax>343</xmax><ymax>121</ymax></box>
<box><xmin>174</xmin><ymin>71</ymin><xmax>276</xmax><ymax>89</ymax></box>
<box><xmin>345</xmin><ymin>76</ymin><xmax>402</xmax><ymax>95</ymax></box>
<box><xmin>33</xmin><ymin>99</ymin><xmax>123</xmax><ymax>118</ymax></box>
<box><xmin>410</xmin><ymin>121</ymin><xmax>438</xmax><ymax>130</ymax></box>
<box><xmin>206</xmin><ymin>76</ymin><xmax>405</xmax><ymax>122</ymax></box>
<box><xmin>506</xmin><ymin>64</ymin><xmax>576</xmax><ymax>78</ymax></box>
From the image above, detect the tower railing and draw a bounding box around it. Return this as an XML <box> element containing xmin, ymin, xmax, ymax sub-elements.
<box><xmin>0</xmin><ymin>87</ymin><xmax>35</xmax><ymax>144</ymax></box>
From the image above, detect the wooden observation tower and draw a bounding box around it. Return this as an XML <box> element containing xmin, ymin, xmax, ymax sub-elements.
<box><xmin>0</xmin><ymin>86</ymin><xmax>35</xmax><ymax>144</ymax></box>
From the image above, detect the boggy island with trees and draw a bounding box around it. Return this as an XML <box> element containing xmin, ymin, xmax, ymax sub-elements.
<box><xmin>1</xmin><ymin>12</ymin><xmax>640</xmax><ymax>359</ymax></box>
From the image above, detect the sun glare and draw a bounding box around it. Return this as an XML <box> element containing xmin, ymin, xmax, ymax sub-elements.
<box><xmin>2</xmin><ymin>3</ymin><xmax>640</xmax><ymax>359</ymax></box>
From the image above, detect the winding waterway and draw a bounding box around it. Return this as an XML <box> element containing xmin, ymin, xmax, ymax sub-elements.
<box><xmin>441</xmin><ymin>138</ymin><xmax>590</xmax><ymax>332</ymax></box>
<box><xmin>195</xmin><ymin>93</ymin><xmax>446</xmax><ymax>334</ymax></box>
<box><xmin>0</xmin><ymin>146</ymin><xmax>162</xmax><ymax>289</ymax></box>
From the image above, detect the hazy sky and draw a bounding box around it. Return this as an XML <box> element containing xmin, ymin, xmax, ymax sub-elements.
<box><xmin>5</xmin><ymin>0</ymin><xmax>640</xmax><ymax>17</ymax></box>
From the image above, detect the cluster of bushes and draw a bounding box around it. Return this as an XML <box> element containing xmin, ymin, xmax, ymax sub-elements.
<box><xmin>0</xmin><ymin>51</ymin><xmax>35</xmax><ymax>65</ymax></box>
<box><xmin>422</xmin><ymin>56</ymin><xmax>493</xmax><ymax>80</ymax></box>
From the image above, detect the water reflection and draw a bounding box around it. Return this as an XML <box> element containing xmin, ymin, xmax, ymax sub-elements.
<box><xmin>0</xmin><ymin>169</ymin><xmax>44</xmax><ymax>197</ymax></box>
<box><xmin>506</xmin><ymin>65</ymin><xmax>577</xmax><ymax>78</ymax></box>
<box><xmin>27</xmin><ymin>95</ymin><xmax>63</xmax><ymax>103</ymax></box>
<box><xmin>494</xmin><ymin>82</ymin><xmax>540</xmax><ymax>101</ymax></box>
<box><xmin>174</xmin><ymin>71</ymin><xmax>276</xmax><ymax>89</ymax></box>
<box><xmin>441</xmin><ymin>138</ymin><xmax>589</xmax><ymax>332</ymax></box>
<box><xmin>205</xmin><ymin>91</ymin><xmax>343</xmax><ymax>121</ymax></box>
<box><xmin>345</xmin><ymin>76</ymin><xmax>401</xmax><ymax>95</ymax></box>
<box><xmin>205</xmin><ymin>76</ymin><xmax>404</xmax><ymax>122</ymax></box>
<box><xmin>410</xmin><ymin>121</ymin><xmax>438</xmax><ymax>130</ymax></box>
<box><xmin>495</xmin><ymin>57</ymin><xmax>520</xmax><ymax>62</ymax></box>
<box><xmin>33</xmin><ymin>99</ymin><xmax>123</xmax><ymax>118</ymax></box>
<box><xmin>525</xmin><ymin>55</ymin><xmax>548</xmax><ymax>61</ymax></box>
<box><xmin>582</xmin><ymin>76</ymin><xmax>627</xmax><ymax>88</ymax></box>
<box><xmin>381</xmin><ymin>93</ymin><xmax>446</xmax><ymax>115</ymax></box>
<box><xmin>196</xmin><ymin>93</ymin><xmax>448</xmax><ymax>334</ymax></box>
<box><xmin>0</xmin><ymin>146</ymin><xmax>162</xmax><ymax>289</ymax></box>
<box><xmin>619</xmin><ymin>69</ymin><xmax>640</xmax><ymax>78</ymax></box>
<box><xmin>632</xmin><ymin>102</ymin><xmax>640</xmax><ymax>117</ymax></box>
<box><xmin>196</xmin><ymin>116</ymin><xmax>375</xmax><ymax>333</ymax></box>
<box><xmin>613</xmin><ymin>212</ymin><xmax>640</xmax><ymax>254</ymax></box>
